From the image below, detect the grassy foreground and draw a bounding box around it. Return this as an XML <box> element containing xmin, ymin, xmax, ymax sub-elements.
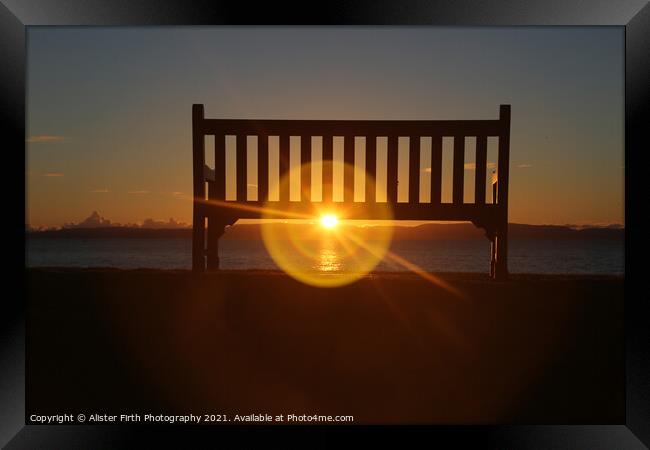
<box><xmin>27</xmin><ymin>268</ymin><xmax>624</xmax><ymax>424</ymax></box>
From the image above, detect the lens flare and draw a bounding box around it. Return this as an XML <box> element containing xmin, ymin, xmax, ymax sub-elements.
<box><xmin>320</xmin><ymin>214</ymin><xmax>338</xmax><ymax>229</ymax></box>
<box><xmin>261</xmin><ymin>161</ymin><xmax>393</xmax><ymax>288</ymax></box>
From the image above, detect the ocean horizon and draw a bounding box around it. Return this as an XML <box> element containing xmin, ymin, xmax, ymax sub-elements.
<box><xmin>26</xmin><ymin>237</ymin><xmax>624</xmax><ymax>275</ymax></box>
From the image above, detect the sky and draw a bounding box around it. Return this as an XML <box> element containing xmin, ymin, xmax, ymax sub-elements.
<box><xmin>26</xmin><ymin>26</ymin><xmax>624</xmax><ymax>228</ymax></box>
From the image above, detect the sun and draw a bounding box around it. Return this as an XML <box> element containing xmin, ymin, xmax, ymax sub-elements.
<box><xmin>320</xmin><ymin>214</ymin><xmax>338</xmax><ymax>229</ymax></box>
<box><xmin>260</xmin><ymin>162</ymin><xmax>393</xmax><ymax>288</ymax></box>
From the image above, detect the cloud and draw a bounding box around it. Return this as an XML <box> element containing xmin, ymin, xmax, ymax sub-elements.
<box><xmin>517</xmin><ymin>164</ymin><xmax>533</xmax><ymax>168</ymax></box>
<box><xmin>43</xmin><ymin>172</ymin><xmax>64</xmax><ymax>177</ymax></box>
<box><xmin>565</xmin><ymin>222</ymin><xmax>624</xmax><ymax>230</ymax></box>
<box><xmin>127</xmin><ymin>190</ymin><xmax>149</xmax><ymax>194</ymax></box>
<box><xmin>424</xmin><ymin>162</ymin><xmax>497</xmax><ymax>172</ymax></box>
<box><xmin>464</xmin><ymin>162</ymin><xmax>497</xmax><ymax>171</ymax></box>
<box><xmin>170</xmin><ymin>191</ymin><xmax>187</xmax><ymax>200</ymax></box>
<box><xmin>140</xmin><ymin>218</ymin><xmax>190</xmax><ymax>229</ymax></box>
<box><xmin>90</xmin><ymin>189</ymin><xmax>109</xmax><ymax>193</ymax></box>
<box><xmin>27</xmin><ymin>135</ymin><xmax>65</xmax><ymax>143</ymax></box>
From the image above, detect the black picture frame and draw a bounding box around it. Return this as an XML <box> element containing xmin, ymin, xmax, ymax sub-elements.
<box><xmin>2</xmin><ymin>1</ymin><xmax>648</xmax><ymax>447</ymax></box>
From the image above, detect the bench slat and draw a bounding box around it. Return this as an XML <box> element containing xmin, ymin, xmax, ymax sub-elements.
<box><xmin>301</xmin><ymin>135</ymin><xmax>311</xmax><ymax>202</ymax></box>
<box><xmin>387</xmin><ymin>136</ymin><xmax>398</xmax><ymax>204</ymax></box>
<box><xmin>236</xmin><ymin>135</ymin><xmax>247</xmax><ymax>201</ymax></box>
<box><xmin>497</xmin><ymin>105</ymin><xmax>511</xmax><ymax>208</ymax></box>
<box><xmin>214</xmin><ymin>134</ymin><xmax>226</xmax><ymax>200</ymax></box>
<box><xmin>475</xmin><ymin>135</ymin><xmax>487</xmax><ymax>204</ymax></box>
<box><xmin>279</xmin><ymin>135</ymin><xmax>290</xmax><ymax>202</ymax></box>
<box><xmin>344</xmin><ymin>135</ymin><xmax>355</xmax><ymax>202</ymax></box>
<box><xmin>409</xmin><ymin>136</ymin><xmax>420</xmax><ymax>204</ymax></box>
<box><xmin>365</xmin><ymin>136</ymin><xmax>376</xmax><ymax>203</ymax></box>
<box><xmin>201</xmin><ymin>119</ymin><xmax>502</xmax><ymax>137</ymax></box>
<box><xmin>322</xmin><ymin>135</ymin><xmax>333</xmax><ymax>203</ymax></box>
<box><xmin>205</xmin><ymin>200</ymin><xmax>500</xmax><ymax>221</ymax></box>
<box><xmin>258</xmin><ymin>135</ymin><xmax>269</xmax><ymax>202</ymax></box>
<box><xmin>430</xmin><ymin>136</ymin><xmax>442</xmax><ymax>205</ymax></box>
<box><xmin>453</xmin><ymin>135</ymin><xmax>464</xmax><ymax>204</ymax></box>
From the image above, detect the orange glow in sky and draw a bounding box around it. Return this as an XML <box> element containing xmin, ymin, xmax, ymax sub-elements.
<box><xmin>26</xmin><ymin>27</ymin><xmax>624</xmax><ymax>229</ymax></box>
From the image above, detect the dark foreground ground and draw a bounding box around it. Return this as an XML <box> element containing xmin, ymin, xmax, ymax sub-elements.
<box><xmin>27</xmin><ymin>269</ymin><xmax>624</xmax><ymax>424</ymax></box>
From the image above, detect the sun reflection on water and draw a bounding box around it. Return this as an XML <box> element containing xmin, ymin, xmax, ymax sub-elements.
<box><xmin>315</xmin><ymin>239</ymin><xmax>342</xmax><ymax>272</ymax></box>
<box><xmin>260</xmin><ymin>162</ymin><xmax>393</xmax><ymax>287</ymax></box>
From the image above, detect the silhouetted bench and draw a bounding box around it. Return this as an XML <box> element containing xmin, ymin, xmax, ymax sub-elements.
<box><xmin>192</xmin><ymin>104</ymin><xmax>511</xmax><ymax>279</ymax></box>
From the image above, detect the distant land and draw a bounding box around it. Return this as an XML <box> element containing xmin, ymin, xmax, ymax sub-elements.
<box><xmin>27</xmin><ymin>222</ymin><xmax>624</xmax><ymax>241</ymax></box>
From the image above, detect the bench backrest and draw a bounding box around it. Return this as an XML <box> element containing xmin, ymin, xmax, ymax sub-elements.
<box><xmin>192</xmin><ymin>104</ymin><xmax>510</xmax><ymax>223</ymax></box>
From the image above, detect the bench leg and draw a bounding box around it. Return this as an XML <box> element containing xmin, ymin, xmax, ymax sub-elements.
<box><xmin>206</xmin><ymin>215</ymin><xmax>228</xmax><ymax>271</ymax></box>
<box><xmin>494</xmin><ymin>225</ymin><xmax>508</xmax><ymax>281</ymax></box>
<box><xmin>192</xmin><ymin>207</ymin><xmax>206</xmax><ymax>272</ymax></box>
<box><xmin>490</xmin><ymin>237</ymin><xmax>496</xmax><ymax>278</ymax></box>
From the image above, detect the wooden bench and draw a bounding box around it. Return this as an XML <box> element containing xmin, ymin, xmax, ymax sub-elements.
<box><xmin>192</xmin><ymin>104</ymin><xmax>511</xmax><ymax>279</ymax></box>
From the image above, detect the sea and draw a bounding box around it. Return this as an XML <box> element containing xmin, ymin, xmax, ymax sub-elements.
<box><xmin>26</xmin><ymin>238</ymin><xmax>624</xmax><ymax>275</ymax></box>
